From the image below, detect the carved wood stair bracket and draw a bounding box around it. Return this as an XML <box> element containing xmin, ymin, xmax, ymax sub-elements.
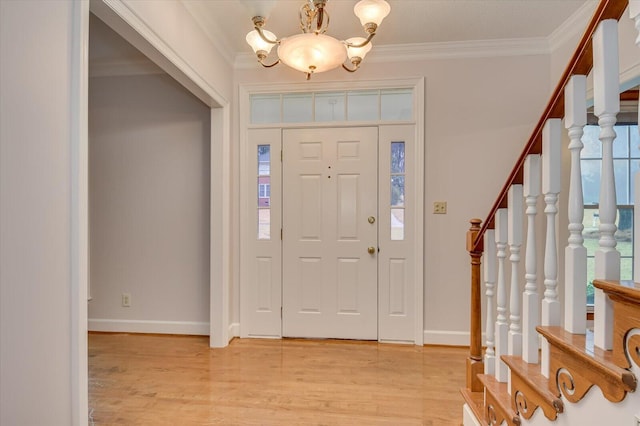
<box><xmin>593</xmin><ymin>280</ymin><xmax>640</xmax><ymax>369</ymax></box>
<box><xmin>537</xmin><ymin>326</ymin><xmax>637</xmax><ymax>404</ymax></box>
<box><xmin>478</xmin><ymin>374</ymin><xmax>521</xmax><ymax>426</ymax></box>
<box><xmin>501</xmin><ymin>355</ymin><xmax>563</xmax><ymax>421</ymax></box>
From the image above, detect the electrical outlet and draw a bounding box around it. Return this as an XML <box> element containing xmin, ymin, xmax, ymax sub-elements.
<box><xmin>122</xmin><ymin>293</ymin><xmax>131</xmax><ymax>307</ymax></box>
<box><xmin>433</xmin><ymin>201</ymin><xmax>447</xmax><ymax>214</ymax></box>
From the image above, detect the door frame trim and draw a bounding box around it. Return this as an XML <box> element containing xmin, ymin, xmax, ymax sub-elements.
<box><xmin>239</xmin><ymin>78</ymin><xmax>425</xmax><ymax>345</ymax></box>
<box><xmin>88</xmin><ymin>0</ymin><xmax>233</xmax><ymax>351</ymax></box>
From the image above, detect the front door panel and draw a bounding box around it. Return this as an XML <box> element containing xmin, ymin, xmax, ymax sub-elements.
<box><xmin>282</xmin><ymin>127</ymin><xmax>378</xmax><ymax>339</ymax></box>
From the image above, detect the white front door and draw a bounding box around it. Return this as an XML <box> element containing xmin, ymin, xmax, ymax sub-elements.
<box><xmin>282</xmin><ymin>127</ymin><xmax>378</xmax><ymax>339</ymax></box>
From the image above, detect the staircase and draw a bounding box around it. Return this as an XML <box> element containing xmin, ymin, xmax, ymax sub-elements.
<box><xmin>461</xmin><ymin>1</ymin><xmax>640</xmax><ymax>425</ymax></box>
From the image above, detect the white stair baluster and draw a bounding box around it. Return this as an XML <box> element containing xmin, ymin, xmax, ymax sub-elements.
<box><xmin>484</xmin><ymin>230</ymin><xmax>497</xmax><ymax>376</ymax></box>
<box><xmin>508</xmin><ymin>185</ymin><xmax>523</xmax><ymax>362</ymax></box>
<box><xmin>541</xmin><ymin>118</ymin><xmax>562</xmax><ymax>378</ymax></box>
<box><xmin>636</xmin><ymin>121</ymin><xmax>640</xmax><ymax>283</ymax></box>
<box><xmin>593</xmin><ymin>19</ymin><xmax>620</xmax><ymax>351</ymax></box>
<box><xmin>630</xmin><ymin>1</ymin><xmax>640</xmax><ymax>283</ymax></box>
<box><xmin>564</xmin><ymin>75</ymin><xmax>588</xmax><ymax>334</ymax></box>
<box><xmin>523</xmin><ymin>154</ymin><xmax>541</xmax><ymax>363</ymax></box>
<box><xmin>495</xmin><ymin>208</ymin><xmax>509</xmax><ymax>382</ymax></box>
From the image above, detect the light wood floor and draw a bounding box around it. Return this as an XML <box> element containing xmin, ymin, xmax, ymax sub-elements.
<box><xmin>88</xmin><ymin>333</ymin><xmax>467</xmax><ymax>425</ymax></box>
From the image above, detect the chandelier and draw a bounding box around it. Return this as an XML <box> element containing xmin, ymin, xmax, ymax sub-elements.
<box><xmin>245</xmin><ymin>0</ymin><xmax>391</xmax><ymax>80</ymax></box>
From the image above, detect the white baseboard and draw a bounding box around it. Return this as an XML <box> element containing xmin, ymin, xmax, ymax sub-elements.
<box><xmin>228</xmin><ymin>322</ymin><xmax>240</xmax><ymax>339</ymax></box>
<box><xmin>424</xmin><ymin>330</ymin><xmax>484</xmax><ymax>346</ymax></box>
<box><xmin>89</xmin><ymin>318</ymin><xmax>209</xmax><ymax>335</ymax></box>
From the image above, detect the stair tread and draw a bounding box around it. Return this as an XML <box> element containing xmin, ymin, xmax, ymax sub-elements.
<box><xmin>593</xmin><ymin>279</ymin><xmax>640</xmax><ymax>304</ymax></box>
<box><xmin>537</xmin><ymin>326</ymin><xmax>637</xmax><ymax>404</ymax></box>
<box><xmin>501</xmin><ymin>355</ymin><xmax>564</xmax><ymax>420</ymax></box>
<box><xmin>478</xmin><ymin>374</ymin><xmax>521</xmax><ymax>426</ymax></box>
<box><xmin>501</xmin><ymin>356</ymin><xmax>562</xmax><ymax>403</ymax></box>
<box><xmin>592</xmin><ymin>279</ymin><xmax>640</xmax><ymax>370</ymax></box>
<box><xmin>536</xmin><ymin>326</ymin><xmax>635</xmax><ymax>391</ymax></box>
<box><xmin>460</xmin><ymin>388</ymin><xmax>485</xmax><ymax>424</ymax></box>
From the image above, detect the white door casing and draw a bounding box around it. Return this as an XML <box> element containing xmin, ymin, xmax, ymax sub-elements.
<box><xmin>239</xmin><ymin>78</ymin><xmax>424</xmax><ymax>345</ymax></box>
<box><xmin>282</xmin><ymin>127</ymin><xmax>378</xmax><ymax>339</ymax></box>
<box><xmin>242</xmin><ymin>123</ymin><xmax>421</xmax><ymax>343</ymax></box>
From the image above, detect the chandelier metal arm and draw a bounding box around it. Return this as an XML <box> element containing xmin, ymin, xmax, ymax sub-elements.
<box><xmin>342</xmin><ymin>56</ymin><xmax>363</xmax><ymax>73</ymax></box>
<box><xmin>299</xmin><ymin>1</ymin><xmax>330</xmax><ymax>34</ymax></box>
<box><xmin>342</xmin><ymin>63</ymin><xmax>358</xmax><ymax>73</ymax></box>
<box><xmin>344</xmin><ymin>32</ymin><xmax>375</xmax><ymax>48</ymax></box>
<box><xmin>299</xmin><ymin>4</ymin><xmax>311</xmax><ymax>33</ymax></box>
<box><xmin>316</xmin><ymin>7</ymin><xmax>324</xmax><ymax>32</ymax></box>
<box><xmin>256</xmin><ymin>51</ymin><xmax>280</xmax><ymax>68</ymax></box>
<box><xmin>254</xmin><ymin>24</ymin><xmax>280</xmax><ymax>45</ymax></box>
<box><xmin>259</xmin><ymin>58</ymin><xmax>281</xmax><ymax>68</ymax></box>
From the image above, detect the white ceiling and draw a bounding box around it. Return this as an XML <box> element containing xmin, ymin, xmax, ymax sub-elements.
<box><xmin>183</xmin><ymin>0</ymin><xmax>595</xmax><ymax>61</ymax></box>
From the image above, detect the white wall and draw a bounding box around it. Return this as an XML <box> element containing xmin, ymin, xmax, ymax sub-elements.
<box><xmin>1</xmin><ymin>0</ymin><xmax>233</xmax><ymax>422</ymax></box>
<box><xmin>92</xmin><ymin>0</ymin><xmax>234</xmax><ymax>106</ymax></box>
<box><xmin>234</xmin><ymin>52</ymin><xmax>552</xmax><ymax>344</ymax></box>
<box><xmin>618</xmin><ymin>8</ymin><xmax>640</xmax><ymax>89</ymax></box>
<box><xmin>88</xmin><ymin>72</ymin><xmax>211</xmax><ymax>334</ymax></box>
<box><xmin>0</xmin><ymin>2</ymin><xmax>76</xmax><ymax>424</ymax></box>
<box><xmin>549</xmin><ymin>4</ymin><xmax>640</xmax><ymax>94</ymax></box>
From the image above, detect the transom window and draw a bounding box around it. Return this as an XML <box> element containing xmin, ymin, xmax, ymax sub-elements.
<box><xmin>250</xmin><ymin>88</ymin><xmax>414</xmax><ymax>124</ymax></box>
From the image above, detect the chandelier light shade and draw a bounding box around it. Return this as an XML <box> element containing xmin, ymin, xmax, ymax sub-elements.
<box><xmin>278</xmin><ymin>34</ymin><xmax>347</xmax><ymax>74</ymax></box>
<box><xmin>245</xmin><ymin>0</ymin><xmax>391</xmax><ymax>80</ymax></box>
<box><xmin>245</xmin><ymin>29</ymin><xmax>277</xmax><ymax>55</ymax></box>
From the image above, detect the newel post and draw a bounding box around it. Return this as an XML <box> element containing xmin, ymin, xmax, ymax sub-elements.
<box><xmin>467</xmin><ymin>218</ymin><xmax>484</xmax><ymax>391</ymax></box>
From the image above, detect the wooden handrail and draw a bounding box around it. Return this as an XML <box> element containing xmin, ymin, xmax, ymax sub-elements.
<box><xmin>472</xmin><ymin>0</ymin><xmax>630</xmax><ymax>252</ymax></box>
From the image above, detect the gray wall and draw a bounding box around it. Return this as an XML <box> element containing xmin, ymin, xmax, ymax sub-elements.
<box><xmin>88</xmin><ymin>72</ymin><xmax>211</xmax><ymax>331</ymax></box>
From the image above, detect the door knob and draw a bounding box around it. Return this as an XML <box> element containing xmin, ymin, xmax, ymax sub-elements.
<box><xmin>368</xmin><ymin>216</ymin><xmax>376</xmax><ymax>224</ymax></box>
<box><xmin>367</xmin><ymin>246</ymin><xmax>376</xmax><ymax>255</ymax></box>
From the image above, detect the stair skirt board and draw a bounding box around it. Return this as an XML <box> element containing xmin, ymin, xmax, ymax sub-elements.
<box><xmin>517</xmin><ymin>383</ymin><xmax>640</xmax><ymax>426</ymax></box>
<box><xmin>463</xmin><ymin>382</ymin><xmax>640</xmax><ymax>426</ymax></box>
<box><xmin>89</xmin><ymin>319</ymin><xmax>209</xmax><ymax>335</ymax></box>
<box><xmin>464</xmin><ymin>363</ymin><xmax>640</xmax><ymax>426</ymax></box>
<box><xmin>463</xmin><ymin>403</ymin><xmax>483</xmax><ymax>426</ymax></box>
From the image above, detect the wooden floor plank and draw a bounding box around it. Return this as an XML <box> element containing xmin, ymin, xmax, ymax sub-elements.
<box><xmin>89</xmin><ymin>333</ymin><xmax>467</xmax><ymax>425</ymax></box>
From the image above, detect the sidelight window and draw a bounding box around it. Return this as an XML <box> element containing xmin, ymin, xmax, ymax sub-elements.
<box><xmin>257</xmin><ymin>145</ymin><xmax>271</xmax><ymax>239</ymax></box>
<box><xmin>390</xmin><ymin>141</ymin><xmax>405</xmax><ymax>240</ymax></box>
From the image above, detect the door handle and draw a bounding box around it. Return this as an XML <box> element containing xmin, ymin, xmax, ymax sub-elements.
<box><xmin>367</xmin><ymin>246</ymin><xmax>376</xmax><ymax>255</ymax></box>
<box><xmin>368</xmin><ymin>216</ymin><xmax>376</xmax><ymax>224</ymax></box>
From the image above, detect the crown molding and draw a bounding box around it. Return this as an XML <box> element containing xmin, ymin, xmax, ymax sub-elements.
<box><xmin>222</xmin><ymin>1</ymin><xmax>598</xmax><ymax>70</ymax></box>
<box><xmin>366</xmin><ymin>38</ymin><xmax>550</xmax><ymax>62</ymax></box>
<box><xmin>548</xmin><ymin>0</ymin><xmax>598</xmax><ymax>52</ymax></box>
<box><xmin>235</xmin><ymin>37</ymin><xmax>549</xmax><ymax>70</ymax></box>
<box><xmin>180</xmin><ymin>0</ymin><xmax>236</xmax><ymax>67</ymax></box>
